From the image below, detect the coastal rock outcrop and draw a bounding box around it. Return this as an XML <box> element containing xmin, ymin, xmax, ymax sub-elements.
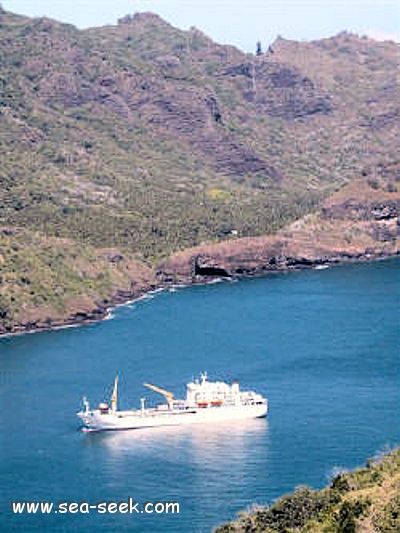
<box><xmin>157</xmin><ymin>171</ymin><xmax>400</xmax><ymax>285</ymax></box>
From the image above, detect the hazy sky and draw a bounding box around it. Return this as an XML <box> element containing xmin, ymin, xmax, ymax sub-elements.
<box><xmin>2</xmin><ymin>0</ymin><xmax>399</xmax><ymax>52</ymax></box>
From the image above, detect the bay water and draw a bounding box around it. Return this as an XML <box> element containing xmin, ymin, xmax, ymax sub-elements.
<box><xmin>0</xmin><ymin>258</ymin><xmax>399</xmax><ymax>532</ymax></box>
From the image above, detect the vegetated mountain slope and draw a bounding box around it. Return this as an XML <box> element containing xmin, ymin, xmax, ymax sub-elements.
<box><xmin>215</xmin><ymin>447</ymin><xmax>400</xmax><ymax>532</ymax></box>
<box><xmin>0</xmin><ymin>7</ymin><xmax>399</xmax><ymax>332</ymax></box>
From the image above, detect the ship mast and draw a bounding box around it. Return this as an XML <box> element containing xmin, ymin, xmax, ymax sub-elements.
<box><xmin>111</xmin><ymin>375</ymin><xmax>118</xmax><ymax>412</ymax></box>
<box><xmin>200</xmin><ymin>371</ymin><xmax>208</xmax><ymax>384</ymax></box>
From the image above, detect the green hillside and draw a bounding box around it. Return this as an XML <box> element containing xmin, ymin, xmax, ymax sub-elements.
<box><xmin>0</xmin><ymin>7</ymin><xmax>399</xmax><ymax>332</ymax></box>
<box><xmin>216</xmin><ymin>447</ymin><xmax>400</xmax><ymax>533</ymax></box>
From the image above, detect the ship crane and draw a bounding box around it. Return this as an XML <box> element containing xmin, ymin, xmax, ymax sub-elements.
<box><xmin>143</xmin><ymin>383</ymin><xmax>175</xmax><ymax>405</ymax></box>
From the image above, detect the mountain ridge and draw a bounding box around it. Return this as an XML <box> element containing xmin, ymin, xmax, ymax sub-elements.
<box><xmin>0</xmin><ymin>8</ymin><xmax>399</xmax><ymax>334</ymax></box>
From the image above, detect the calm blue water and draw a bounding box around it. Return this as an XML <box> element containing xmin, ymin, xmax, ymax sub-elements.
<box><xmin>0</xmin><ymin>258</ymin><xmax>399</xmax><ymax>532</ymax></box>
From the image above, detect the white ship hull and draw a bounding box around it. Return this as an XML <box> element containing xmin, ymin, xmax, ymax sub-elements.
<box><xmin>78</xmin><ymin>403</ymin><xmax>268</xmax><ymax>432</ymax></box>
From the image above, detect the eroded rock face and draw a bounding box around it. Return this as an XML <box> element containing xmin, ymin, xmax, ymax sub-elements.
<box><xmin>322</xmin><ymin>199</ymin><xmax>400</xmax><ymax>221</ymax></box>
<box><xmin>35</xmin><ymin>55</ymin><xmax>281</xmax><ymax>179</ymax></box>
<box><xmin>193</xmin><ymin>256</ymin><xmax>231</xmax><ymax>278</ymax></box>
<box><xmin>222</xmin><ymin>61</ymin><xmax>333</xmax><ymax>119</ymax></box>
<box><xmin>129</xmin><ymin>84</ymin><xmax>280</xmax><ymax>178</ymax></box>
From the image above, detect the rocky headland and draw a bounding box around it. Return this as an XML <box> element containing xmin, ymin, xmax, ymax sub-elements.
<box><xmin>158</xmin><ymin>167</ymin><xmax>400</xmax><ymax>284</ymax></box>
<box><xmin>2</xmin><ymin>164</ymin><xmax>399</xmax><ymax>336</ymax></box>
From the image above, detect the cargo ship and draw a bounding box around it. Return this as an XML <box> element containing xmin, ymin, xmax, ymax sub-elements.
<box><xmin>77</xmin><ymin>372</ymin><xmax>268</xmax><ymax>432</ymax></box>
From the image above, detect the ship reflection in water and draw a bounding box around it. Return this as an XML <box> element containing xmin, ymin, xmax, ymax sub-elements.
<box><xmin>83</xmin><ymin>417</ymin><xmax>268</xmax><ymax>459</ymax></box>
<box><xmin>81</xmin><ymin>418</ymin><xmax>269</xmax><ymax>514</ymax></box>
<box><xmin>78</xmin><ymin>372</ymin><xmax>269</xmax><ymax>516</ymax></box>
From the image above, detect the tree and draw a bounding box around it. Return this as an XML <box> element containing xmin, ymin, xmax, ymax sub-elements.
<box><xmin>256</xmin><ymin>41</ymin><xmax>262</xmax><ymax>56</ymax></box>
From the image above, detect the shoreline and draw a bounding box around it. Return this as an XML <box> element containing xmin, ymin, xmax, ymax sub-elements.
<box><xmin>1</xmin><ymin>250</ymin><xmax>398</xmax><ymax>340</ymax></box>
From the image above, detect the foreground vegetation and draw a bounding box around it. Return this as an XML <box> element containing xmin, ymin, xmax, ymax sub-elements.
<box><xmin>216</xmin><ymin>447</ymin><xmax>400</xmax><ymax>532</ymax></box>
